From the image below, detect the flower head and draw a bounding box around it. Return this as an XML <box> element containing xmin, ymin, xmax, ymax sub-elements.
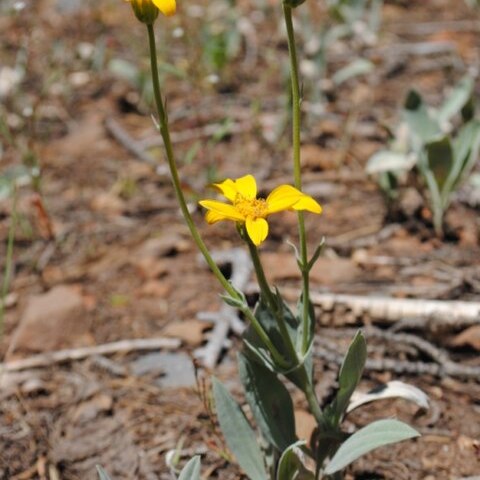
<box><xmin>199</xmin><ymin>175</ymin><xmax>322</xmax><ymax>246</ymax></box>
<box><xmin>127</xmin><ymin>0</ymin><xmax>176</xmax><ymax>24</ymax></box>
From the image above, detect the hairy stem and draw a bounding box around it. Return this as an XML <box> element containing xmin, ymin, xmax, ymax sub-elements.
<box><xmin>283</xmin><ymin>4</ymin><xmax>311</xmax><ymax>354</ymax></box>
<box><xmin>146</xmin><ymin>24</ymin><xmax>288</xmax><ymax>368</ymax></box>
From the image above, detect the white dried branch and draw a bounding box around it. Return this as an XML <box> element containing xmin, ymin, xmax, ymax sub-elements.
<box><xmin>307</xmin><ymin>292</ymin><xmax>480</xmax><ymax>327</ymax></box>
<box><xmin>195</xmin><ymin>248</ymin><xmax>252</xmax><ymax>368</ymax></box>
<box><xmin>0</xmin><ymin>337</ymin><xmax>181</xmax><ymax>373</ymax></box>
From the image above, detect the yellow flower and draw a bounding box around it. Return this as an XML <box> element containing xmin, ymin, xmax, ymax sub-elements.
<box><xmin>128</xmin><ymin>0</ymin><xmax>176</xmax><ymax>24</ymax></box>
<box><xmin>199</xmin><ymin>175</ymin><xmax>322</xmax><ymax>246</ymax></box>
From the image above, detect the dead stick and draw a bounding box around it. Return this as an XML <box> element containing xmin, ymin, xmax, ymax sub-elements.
<box><xmin>195</xmin><ymin>248</ymin><xmax>252</xmax><ymax>368</ymax></box>
<box><xmin>1</xmin><ymin>337</ymin><xmax>181</xmax><ymax>372</ymax></box>
<box><xmin>298</xmin><ymin>291</ymin><xmax>480</xmax><ymax>327</ymax></box>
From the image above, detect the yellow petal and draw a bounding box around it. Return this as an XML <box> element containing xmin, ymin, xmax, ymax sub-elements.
<box><xmin>266</xmin><ymin>185</ymin><xmax>304</xmax><ymax>214</ymax></box>
<box><xmin>234</xmin><ymin>175</ymin><xmax>257</xmax><ymax>200</ymax></box>
<box><xmin>213</xmin><ymin>178</ymin><xmax>238</xmax><ymax>203</ymax></box>
<box><xmin>152</xmin><ymin>0</ymin><xmax>176</xmax><ymax>16</ymax></box>
<box><xmin>292</xmin><ymin>195</ymin><xmax>322</xmax><ymax>214</ymax></box>
<box><xmin>246</xmin><ymin>217</ymin><xmax>269</xmax><ymax>246</ymax></box>
<box><xmin>199</xmin><ymin>200</ymin><xmax>245</xmax><ymax>222</ymax></box>
<box><xmin>205</xmin><ymin>210</ymin><xmax>226</xmax><ymax>224</ymax></box>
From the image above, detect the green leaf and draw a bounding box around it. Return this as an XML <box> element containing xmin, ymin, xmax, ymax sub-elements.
<box><xmin>438</xmin><ymin>75</ymin><xmax>474</xmax><ymax>124</ymax></box>
<box><xmin>295</xmin><ymin>296</ymin><xmax>316</xmax><ymax>358</ymax></box>
<box><xmin>238</xmin><ymin>353</ymin><xmax>296</xmax><ymax>452</ymax></box>
<box><xmin>212</xmin><ymin>378</ymin><xmax>268</xmax><ymax>480</ymax></box>
<box><xmin>332</xmin><ymin>58</ymin><xmax>374</xmax><ymax>86</ymax></box>
<box><xmin>403</xmin><ymin>90</ymin><xmax>441</xmax><ymax>145</ymax></box>
<box><xmin>242</xmin><ymin>328</ymin><xmax>276</xmax><ymax>372</ymax></box>
<box><xmin>450</xmin><ymin>120</ymin><xmax>480</xmax><ymax>191</ymax></box>
<box><xmin>276</xmin><ymin>441</ymin><xmax>315</xmax><ymax>480</ymax></box>
<box><xmin>324</xmin><ymin>419</ymin><xmax>420</xmax><ymax>475</ymax></box>
<box><xmin>178</xmin><ymin>456</ymin><xmax>201</xmax><ymax>480</ymax></box>
<box><xmin>306</xmin><ymin>240</ymin><xmax>325</xmax><ymax>272</ymax></box>
<box><xmin>426</xmin><ymin>136</ymin><xmax>454</xmax><ymax>191</ymax></box>
<box><xmin>254</xmin><ymin>293</ymin><xmax>299</xmax><ymax>360</ymax></box>
<box><xmin>96</xmin><ymin>466</ymin><xmax>112</xmax><ymax>480</ymax></box>
<box><xmin>328</xmin><ymin>331</ymin><xmax>367</xmax><ymax>424</ymax></box>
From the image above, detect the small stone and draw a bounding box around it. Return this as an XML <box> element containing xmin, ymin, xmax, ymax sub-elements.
<box><xmin>162</xmin><ymin>320</ymin><xmax>210</xmax><ymax>346</ymax></box>
<box><xmin>8</xmin><ymin>285</ymin><xmax>93</xmax><ymax>358</ymax></box>
<box><xmin>130</xmin><ymin>352</ymin><xmax>196</xmax><ymax>388</ymax></box>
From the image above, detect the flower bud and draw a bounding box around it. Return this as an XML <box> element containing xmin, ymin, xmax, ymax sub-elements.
<box><xmin>129</xmin><ymin>0</ymin><xmax>159</xmax><ymax>25</ymax></box>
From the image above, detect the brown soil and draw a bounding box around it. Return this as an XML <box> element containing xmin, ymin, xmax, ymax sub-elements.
<box><xmin>1</xmin><ymin>0</ymin><xmax>479</xmax><ymax>478</ymax></box>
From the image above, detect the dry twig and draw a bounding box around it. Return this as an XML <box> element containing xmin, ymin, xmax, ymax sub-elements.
<box><xmin>316</xmin><ymin>327</ymin><xmax>480</xmax><ymax>380</ymax></box>
<box><xmin>306</xmin><ymin>292</ymin><xmax>480</xmax><ymax>329</ymax></box>
<box><xmin>1</xmin><ymin>337</ymin><xmax>181</xmax><ymax>373</ymax></box>
<box><xmin>195</xmin><ymin>248</ymin><xmax>252</xmax><ymax>368</ymax></box>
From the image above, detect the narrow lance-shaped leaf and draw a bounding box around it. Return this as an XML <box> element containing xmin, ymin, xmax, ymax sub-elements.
<box><xmin>403</xmin><ymin>90</ymin><xmax>441</xmax><ymax>146</ymax></box>
<box><xmin>178</xmin><ymin>456</ymin><xmax>201</xmax><ymax>480</ymax></box>
<box><xmin>324</xmin><ymin>419</ymin><xmax>420</xmax><ymax>475</ymax></box>
<box><xmin>438</xmin><ymin>75</ymin><xmax>474</xmax><ymax>125</ymax></box>
<box><xmin>238</xmin><ymin>353</ymin><xmax>296</xmax><ymax>452</ymax></box>
<box><xmin>276</xmin><ymin>441</ymin><xmax>315</xmax><ymax>480</ymax></box>
<box><xmin>96</xmin><ymin>466</ymin><xmax>113</xmax><ymax>480</ymax></box>
<box><xmin>445</xmin><ymin>120</ymin><xmax>480</xmax><ymax>202</ymax></box>
<box><xmin>328</xmin><ymin>331</ymin><xmax>367</xmax><ymax>424</ymax></box>
<box><xmin>212</xmin><ymin>378</ymin><xmax>268</xmax><ymax>480</ymax></box>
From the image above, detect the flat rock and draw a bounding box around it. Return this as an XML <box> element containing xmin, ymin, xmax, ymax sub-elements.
<box><xmin>8</xmin><ymin>285</ymin><xmax>93</xmax><ymax>358</ymax></box>
<box><xmin>130</xmin><ymin>352</ymin><xmax>196</xmax><ymax>388</ymax></box>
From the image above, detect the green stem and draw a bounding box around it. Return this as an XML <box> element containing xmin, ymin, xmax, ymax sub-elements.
<box><xmin>246</xmin><ymin>237</ymin><xmax>298</xmax><ymax>364</ymax></box>
<box><xmin>304</xmin><ymin>375</ymin><xmax>322</xmax><ymax>423</ymax></box>
<box><xmin>0</xmin><ymin>190</ymin><xmax>17</xmax><ymax>336</ymax></box>
<box><xmin>283</xmin><ymin>4</ymin><xmax>310</xmax><ymax>354</ymax></box>
<box><xmin>146</xmin><ymin>24</ymin><xmax>288</xmax><ymax>368</ymax></box>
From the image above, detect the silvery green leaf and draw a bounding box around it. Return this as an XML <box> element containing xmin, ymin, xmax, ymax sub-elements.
<box><xmin>254</xmin><ymin>294</ymin><xmax>298</xmax><ymax>361</ymax></box>
<box><xmin>324</xmin><ymin>419</ymin><xmax>420</xmax><ymax>475</ymax></box>
<box><xmin>452</xmin><ymin>120</ymin><xmax>480</xmax><ymax>186</ymax></box>
<box><xmin>306</xmin><ymin>240</ymin><xmax>325</xmax><ymax>272</ymax></box>
<box><xmin>108</xmin><ymin>58</ymin><xmax>141</xmax><ymax>87</ymax></box>
<box><xmin>238</xmin><ymin>353</ymin><xmax>296</xmax><ymax>451</ymax></box>
<box><xmin>438</xmin><ymin>75</ymin><xmax>474</xmax><ymax>125</ymax></box>
<box><xmin>96</xmin><ymin>466</ymin><xmax>112</xmax><ymax>480</ymax></box>
<box><xmin>276</xmin><ymin>441</ymin><xmax>315</xmax><ymax>480</ymax></box>
<box><xmin>332</xmin><ymin>58</ymin><xmax>374</xmax><ymax>86</ymax></box>
<box><xmin>212</xmin><ymin>378</ymin><xmax>268</xmax><ymax>480</ymax></box>
<box><xmin>366</xmin><ymin>150</ymin><xmax>416</xmax><ymax>174</ymax></box>
<box><xmin>326</xmin><ymin>331</ymin><xmax>367</xmax><ymax>424</ymax></box>
<box><xmin>437</xmin><ymin>120</ymin><xmax>480</xmax><ymax>207</ymax></box>
<box><xmin>220</xmin><ymin>293</ymin><xmax>246</xmax><ymax>309</ymax></box>
<box><xmin>178</xmin><ymin>456</ymin><xmax>201</xmax><ymax>480</ymax></box>
<box><xmin>403</xmin><ymin>90</ymin><xmax>441</xmax><ymax>145</ymax></box>
<box><xmin>242</xmin><ymin>331</ymin><xmax>276</xmax><ymax>372</ymax></box>
<box><xmin>346</xmin><ymin>380</ymin><xmax>429</xmax><ymax>413</ymax></box>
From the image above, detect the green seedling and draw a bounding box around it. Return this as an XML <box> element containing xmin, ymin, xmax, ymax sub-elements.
<box><xmin>367</xmin><ymin>75</ymin><xmax>480</xmax><ymax>235</ymax></box>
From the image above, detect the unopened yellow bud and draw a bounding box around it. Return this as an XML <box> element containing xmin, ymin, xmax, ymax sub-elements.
<box><xmin>128</xmin><ymin>0</ymin><xmax>159</xmax><ymax>24</ymax></box>
<box><xmin>127</xmin><ymin>0</ymin><xmax>176</xmax><ymax>23</ymax></box>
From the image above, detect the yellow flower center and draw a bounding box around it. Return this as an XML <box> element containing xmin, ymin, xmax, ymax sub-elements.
<box><xmin>234</xmin><ymin>194</ymin><xmax>268</xmax><ymax>219</ymax></box>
